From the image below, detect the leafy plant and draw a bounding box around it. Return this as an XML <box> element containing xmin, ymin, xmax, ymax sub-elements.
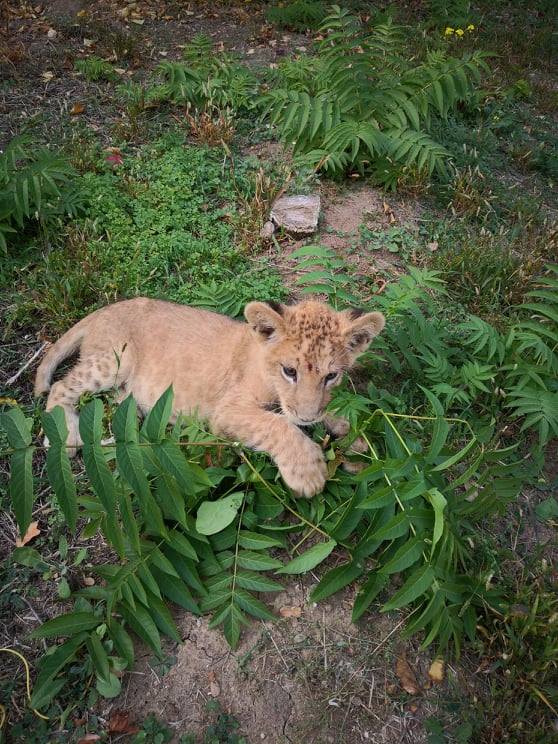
<box><xmin>1</xmin><ymin>292</ymin><xmax>528</xmax><ymax>711</ymax></box>
<box><xmin>261</xmin><ymin>5</ymin><xmax>491</xmax><ymax>185</ymax></box>
<box><xmin>0</xmin><ymin>136</ymin><xmax>85</xmax><ymax>252</ymax></box>
<box><xmin>266</xmin><ymin>0</ymin><xmax>327</xmax><ymax>31</ymax></box>
<box><xmin>292</xmin><ymin>245</ymin><xmax>558</xmax><ymax>451</ymax></box>
<box><xmin>157</xmin><ymin>35</ymin><xmax>259</xmax><ymax>114</ymax></box>
<box><xmin>75</xmin><ymin>56</ymin><xmax>116</xmax><ymax>82</ymax></box>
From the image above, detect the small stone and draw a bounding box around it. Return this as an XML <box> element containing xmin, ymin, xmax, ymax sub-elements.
<box><xmin>47</xmin><ymin>28</ymin><xmax>57</xmax><ymax>39</ymax></box>
<box><xmin>270</xmin><ymin>194</ymin><xmax>320</xmax><ymax>235</ymax></box>
<box><xmin>293</xmin><ymin>633</ymin><xmax>306</xmax><ymax>643</ymax></box>
<box><xmin>83</xmin><ymin>576</ymin><xmax>95</xmax><ymax>586</ymax></box>
<box><xmin>260</xmin><ymin>220</ymin><xmax>275</xmax><ymax>239</ymax></box>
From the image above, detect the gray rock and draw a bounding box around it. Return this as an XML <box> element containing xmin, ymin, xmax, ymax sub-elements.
<box><xmin>270</xmin><ymin>194</ymin><xmax>320</xmax><ymax>234</ymax></box>
<box><xmin>260</xmin><ymin>220</ymin><xmax>275</xmax><ymax>239</ymax></box>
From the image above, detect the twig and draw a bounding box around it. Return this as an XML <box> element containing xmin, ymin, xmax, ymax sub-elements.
<box><xmin>263</xmin><ymin>625</ymin><xmax>289</xmax><ymax>671</ymax></box>
<box><xmin>6</xmin><ymin>342</ymin><xmax>49</xmax><ymax>387</ymax></box>
<box><xmin>322</xmin><ymin>609</ymin><xmax>328</xmax><ymax>672</ymax></box>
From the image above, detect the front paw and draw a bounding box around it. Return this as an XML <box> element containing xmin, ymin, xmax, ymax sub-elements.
<box><xmin>276</xmin><ymin>441</ymin><xmax>328</xmax><ymax>499</ymax></box>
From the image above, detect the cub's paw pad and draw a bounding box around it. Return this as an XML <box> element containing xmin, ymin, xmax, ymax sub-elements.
<box><xmin>348</xmin><ymin>436</ymin><xmax>368</xmax><ymax>454</ymax></box>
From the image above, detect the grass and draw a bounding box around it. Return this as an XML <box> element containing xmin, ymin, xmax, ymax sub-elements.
<box><xmin>1</xmin><ymin>0</ymin><xmax>557</xmax><ymax>742</ymax></box>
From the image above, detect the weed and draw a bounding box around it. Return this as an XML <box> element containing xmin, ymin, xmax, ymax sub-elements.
<box><xmin>359</xmin><ymin>225</ymin><xmax>419</xmax><ymax>257</ymax></box>
<box><xmin>266</xmin><ymin>0</ymin><xmax>327</xmax><ymax>31</ymax></box>
<box><xmin>262</xmin><ymin>6</ymin><xmax>491</xmax><ymax>184</ymax></box>
<box><xmin>74</xmin><ymin>56</ymin><xmax>116</xmax><ymax>82</ymax></box>
<box><xmin>0</xmin><ymin>136</ymin><xmax>86</xmax><ymax>253</ymax></box>
<box><xmin>3</xmin><ymin>136</ymin><xmax>285</xmax><ymax>337</ymax></box>
<box><xmin>184</xmin><ymin>105</ymin><xmax>236</xmax><ymax>147</ymax></box>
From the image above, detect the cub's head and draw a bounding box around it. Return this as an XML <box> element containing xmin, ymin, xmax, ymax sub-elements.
<box><xmin>244</xmin><ymin>300</ymin><xmax>385</xmax><ymax>426</ymax></box>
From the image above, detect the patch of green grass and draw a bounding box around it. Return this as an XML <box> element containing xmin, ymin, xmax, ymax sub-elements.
<box><xmin>4</xmin><ymin>133</ymin><xmax>285</xmax><ymax>336</ymax></box>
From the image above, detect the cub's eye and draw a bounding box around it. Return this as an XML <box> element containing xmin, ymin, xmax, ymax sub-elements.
<box><xmin>324</xmin><ymin>372</ymin><xmax>338</xmax><ymax>384</ymax></box>
<box><xmin>282</xmin><ymin>366</ymin><xmax>297</xmax><ymax>381</ymax></box>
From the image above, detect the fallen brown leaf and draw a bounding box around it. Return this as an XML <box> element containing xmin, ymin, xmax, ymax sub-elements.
<box><xmin>70</xmin><ymin>102</ymin><xmax>86</xmax><ymax>115</ymax></box>
<box><xmin>395</xmin><ymin>653</ymin><xmax>421</xmax><ymax>695</ymax></box>
<box><xmin>208</xmin><ymin>670</ymin><xmax>221</xmax><ymax>697</ymax></box>
<box><xmin>15</xmin><ymin>521</ymin><xmax>40</xmax><ymax>547</ymax></box>
<box><xmin>279</xmin><ymin>605</ymin><xmax>302</xmax><ymax>618</ymax></box>
<box><xmin>77</xmin><ymin>735</ymin><xmax>100</xmax><ymax>744</ymax></box>
<box><xmin>428</xmin><ymin>658</ymin><xmax>445</xmax><ymax>683</ymax></box>
<box><xmin>108</xmin><ymin>709</ymin><xmax>139</xmax><ymax>735</ymax></box>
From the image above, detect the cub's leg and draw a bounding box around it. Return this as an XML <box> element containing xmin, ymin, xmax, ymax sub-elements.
<box><xmin>45</xmin><ymin>350</ymin><xmax>133</xmax><ymax>456</ymax></box>
<box><xmin>212</xmin><ymin>404</ymin><xmax>328</xmax><ymax>499</ymax></box>
<box><xmin>323</xmin><ymin>413</ymin><xmax>368</xmax><ymax>453</ymax></box>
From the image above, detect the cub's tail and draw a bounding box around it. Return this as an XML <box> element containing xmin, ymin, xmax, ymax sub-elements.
<box><xmin>35</xmin><ymin>315</ymin><xmax>93</xmax><ymax>396</ymax></box>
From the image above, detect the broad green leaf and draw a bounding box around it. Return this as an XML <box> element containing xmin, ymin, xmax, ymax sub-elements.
<box><xmin>235</xmin><ymin>589</ymin><xmax>275</xmax><ymax>621</ymax></box>
<box><xmin>310</xmin><ymin>561</ymin><xmax>363</xmax><ymax>603</ymax></box>
<box><xmin>238</xmin><ymin>530</ymin><xmax>283</xmax><ymax>550</ymax></box>
<box><xmin>144</xmin><ymin>590</ymin><xmax>181</xmax><ymax>642</ymax></box>
<box><xmin>223</xmin><ymin>604</ymin><xmax>245</xmax><ymax>649</ymax></box>
<box><xmin>150</xmin><ymin>566</ymin><xmax>201</xmax><ymax>614</ymax></box>
<box><xmin>108</xmin><ymin>620</ymin><xmax>135</xmax><ymax>667</ymax></box>
<box><xmin>86</xmin><ymin>631</ymin><xmax>110</xmax><ymax>683</ymax></box>
<box><xmin>41</xmin><ymin>406</ymin><xmax>69</xmax><ymax>445</ymax></box>
<box><xmin>29</xmin><ymin>676</ymin><xmax>66</xmax><ymax>710</ymax></box>
<box><xmin>11</xmin><ymin>546</ymin><xmax>48</xmax><ymax>570</ymax></box>
<box><xmin>379</xmin><ymin>535</ymin><xmax>424</xmax><ymax>575</ymax></box>
<box><xmin>78</xmin><ymin>398</ymin><xmax>104</xmax><ymax>444</ymax></box>
<box><xmin>112</xmin><ymin>395</ymin><xmax>139</xmax><ymax>443</ymax></box>
<box><xmin>31</xmin><ymin>611</ymin><xmax>100</xmax><ymax>639</ymax></box>
<box><xmin>118</xmin><ymin>487</ymin><xmax>141</xmax><ymax>555</ymax></box>
<box><xmin>356</xmin><ymin>485</ymin><xmax>395</xmax><ymax>510</ymax></box>
<box><xmin>136</xmin><ymin>564</ymin><xmax>162</xmax><ymax>599</ymax></box>
<box><xmin>164</xmin><ymin>549</ymin><xmax>207</xmax><ymax>596</ymax></box>
<box><xmin>82</xmin><ymin>440</ymin><xmax>116</xmax><ymax>515</ymax></box>
<box><xmin>166</xmin><ymin>529</ymin><xmax>198</xmax><ymax>561</ymax></box>
<box><xmin>536</xmin><ymin>497</ymin><xmax>558</xmax><ymax>521</ymax></box>
<box><xmin>276</xmin><ymin>539</ymin><xmax>336</xmax><ymax>575</ymax></box>
<box><xmin>45</xmin><ymin>441</ymin><xmax>77</xmax><ymax>532</ymax></box>
<box><xmin>0</xmin><ymin>407</ymin><xmax>32</xmax><ymax>448</ymax></box>
<box><xmin>382</xmin><ymin>565</ymin><xmax>435</xmax><ymax>612</ymax></box>
<box><xmin>154</xmin><ymin>439</ymin><xmax>208</xmax><ymax>495</ymax></box>
<box><xmin>352</xmin><ymin>573</ymin><xmax>388</xmax><ymax>622</ymax></box>
<box><xmin>369</xmin><ymin>512</ymin><xmax>409</xmax><ymax>541</ymax></box>
<box><xmin>427</xmin><ymin>489</ymin><xmax>447</xmax><ymax>556</ymax></box>
<box><xmin>96</xmin><ymin>672</ymin><xmax>122</xmax><ymax>698</ymax></box>
<box><xmin>9</xmin><ymin>447</ymin><xmax>35</xmax><ymax>538</ymax></box>
<box><xmin>142</xmin><ymin>386</ymin><xmax>174</xmax><ymax>442</ymax></box>
<box><xmin>432</xmin><ymin>437</ymin><xmax>476</xmax><ymax>472</ymax></box>
<box><xmin>31</xmin><ymin>633</ymin><xmax>88</xmax><ymax>708</ymax></box>
<box><xmin>119</xmin><ymin>601</ymin><xmax>162</xmax><ymax>657</ymax></box>
<box><xmin>196</xmin><ymin>492</ymin><xmax>244</xmax><ymax>536</ymax></box>
<box><xmin>155</xmin><ymin>473</ymin><xmax>187</xmax><ymax>526</ymax></box>
<box><xmin>116</xmin><ymin>442</ymin><xmax>166</xmax><ymax>537</ymax></box>
<box><xmin>148</xmin><ymin>546</ymin><xmax>181</xmax><ymax>578</ymax></box>
<box><xmin>237</xmin><ymin>550</ymin><xmax>283</xmax><ymax>572</ymax></box>
<box><xmin>236</xmin><ymin>570</ymin><xmax>284</xmax><ymax>593</ymax></box>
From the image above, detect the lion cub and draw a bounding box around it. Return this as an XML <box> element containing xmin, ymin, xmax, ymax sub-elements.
<box><xmin>35</xmin><ymin>298</ymin><xmax>385</xmax><ymax>497</ymax></box>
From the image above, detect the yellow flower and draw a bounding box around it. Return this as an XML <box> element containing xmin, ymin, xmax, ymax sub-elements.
<box><xmin>444</xmin><ymin>27</ymin><xmax>454</xmax><ymax>35</ymax></box>
<box><xmin>467</xmin><ymin>24</ymin><xmax>475</xmax><ymax>31</ymax></box>
<box><xmin>456</xmin><ymin>28</ymin><xmax>465</xmax><ymax>36</ymax></box>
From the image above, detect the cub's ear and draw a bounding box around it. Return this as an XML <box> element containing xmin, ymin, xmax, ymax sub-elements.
<box><xmin>244</xmin><ymin>301</ymin><xmax>285</xmax><ymax>341</ymax></box>
<box><xmin>344</xmin><ymin>309</ymin><xmax>385</xmax><ymax>356</ymax></box>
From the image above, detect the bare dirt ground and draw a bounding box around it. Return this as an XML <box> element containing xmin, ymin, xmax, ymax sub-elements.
<box><xmin>115</xmin><ymin>576</ymin><xmax>469</xmax><ymax>744</ymax></box>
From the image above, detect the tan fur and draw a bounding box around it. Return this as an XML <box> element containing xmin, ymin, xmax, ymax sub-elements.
<box><xmin>35</xmin><ymin>298</ymin><xmax>385</xmax><ymax>498</ymax></box>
